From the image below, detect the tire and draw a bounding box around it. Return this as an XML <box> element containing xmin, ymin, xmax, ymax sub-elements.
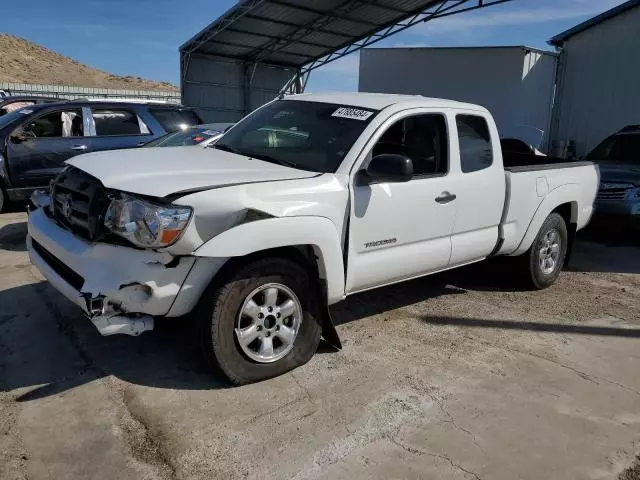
<box><xmin>197</xmin><ymin>257</ymin><xmax>323</xmax><ymax>385</ymax></box>
<box><xmin>0</xmin><ymin>187</ymin><xmax>5</xmax><ymax>214</ymax></box>
<box><xmin>522</xmin><ymin>213</ymin><xmax>568</xmax><ymax>289</ymax></box>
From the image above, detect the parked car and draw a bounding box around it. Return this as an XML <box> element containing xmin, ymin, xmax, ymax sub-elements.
<box><xmin>144</xmin><ymin>123</ymin><xmax>233</xmax><ymax>148</ymax></box>
<box><xmin>585</xmin><ymin>125</ymin><xmax>640</xmax><ymax>230</ymax></box>
<box><xmin>0</xmin><ymin>100</ymin><xmax>202</xmax><ymax>211</ymax></box>
<box><xmin>27</xmin><ymin>93</ymin><xmax>598</xmax><ymax>384</ymax></box>
<box><xmin>500</xmin><ymin>138</ymin><xmax>546</xmax><ymax>157</ymax></box>
<box><xmin>0</xmin><ymin>95</ymin><xmax>59</xmax><ymax>116</ymax></box>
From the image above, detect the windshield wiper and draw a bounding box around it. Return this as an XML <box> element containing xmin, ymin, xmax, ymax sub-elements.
<box><xmin>245</xmin><ymin>152</ymin><xmax>302</xmax><ymax>170</ymax></box>
<box><xmin>211</xmin><ymin>143</ymin><xmax>243</xmax><ymax>155</ymax></box>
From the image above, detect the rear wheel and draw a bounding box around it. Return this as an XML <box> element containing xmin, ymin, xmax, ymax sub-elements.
<box><xmin>197</xmin><ymin>257</ymin><xmax>323</xmax><ymax>385</ymax></box>
<box><xmin>523</xmin><ymin>213</ymin><xmax>568</xmax><ymax>289</ymax></box>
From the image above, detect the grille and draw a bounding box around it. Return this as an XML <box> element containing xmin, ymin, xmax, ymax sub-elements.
<box><xmin>596</xmin><ymin>188</ymin><xmax>630</xmax><ymax>201</ymax></box>
<box><xmin>32</xmin><ymin>240</ymin><xmax>85</xmax><ymax>290</ymax></box>
<box><xmin>50</xmin><ymin>167</ymin><xmax>110</xmax><ymax>241</ymax></box>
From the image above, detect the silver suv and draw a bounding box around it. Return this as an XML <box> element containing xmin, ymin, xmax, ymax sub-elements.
<box><xmin>586</xmin><ymin>125</ymin><xmax>640</xmax><ymax>230</ymax></box>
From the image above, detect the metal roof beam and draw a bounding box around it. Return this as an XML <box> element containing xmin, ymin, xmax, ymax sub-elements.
<box><xmin>243</xmin><ymin>13</ymin><xmax>354</xmax><ymax>39</ymax></box>
<box><xmin>183</xmin><ymin>0</ymin><xmax>267</xmax><ymax>54</ymax></box>
<box><xmin>224</xmin><ymin>27</ymin><xmax>337</xmax><ymax>50</ymax></box>
<box><xmin>248</xmin><ymin>0</ymin><xmax>371</xmax><ymax>62</ymax></box>
<box><xmin>266</xmin><ymin>0</ymin><xmax>380</xmax><ymax>27</ymax></box>
<box><xmin>200</xmin><ymin>39</ymin><xmax>310</xmax><ymax>60</ymax></box>
<box><xmin>300</xmin><ymin>0</ymin><xmax>513</xmax><ymax>74</ymax></box>
<box><xmin>355</xmin><ymin>0</ymin><xmax>408</xmax><ymax>14</ymax></box>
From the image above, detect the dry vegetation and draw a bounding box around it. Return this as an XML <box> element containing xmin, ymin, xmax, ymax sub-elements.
<box><xmin>0</xmin><ymin>34</ymin><xmax>178</xmax><ymax>92</ymax></box>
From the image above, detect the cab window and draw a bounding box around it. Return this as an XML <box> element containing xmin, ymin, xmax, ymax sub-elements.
<box><xmin>371</xmin><ymin>114</ymin><xmax>448</xmax><ymax>177</ymax></box>
<box><xmin>457</xmin><ymin>115</ymin><xmax>493</xmax><ymax>173</ymax></box>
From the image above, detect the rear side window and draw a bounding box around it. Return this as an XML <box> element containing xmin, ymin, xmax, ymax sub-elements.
<box><xmin>150</xmin><ymin>108</ymin><xmax>201</xmax><ymax>132</ymax></box>
<box><xmin>92</xmin><ymin>109</ymin><xmax>146</xmax><ymax>136</ymax></box>
<box><xmin>457</xmin><ymin>115</ymin><xmax>493</xmax><ymax>173</ymax></box>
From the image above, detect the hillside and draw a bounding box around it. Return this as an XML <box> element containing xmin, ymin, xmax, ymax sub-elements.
<box><xmin>0</xmin><ymin>34</ymin><xmax>178</xmax><ymax>92</ymax></box>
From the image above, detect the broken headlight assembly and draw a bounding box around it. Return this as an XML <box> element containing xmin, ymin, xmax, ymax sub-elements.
<box><xmin>104</xmin><ymin>193</ymin><xmax>192</xmax><ymax>248</ymax></box>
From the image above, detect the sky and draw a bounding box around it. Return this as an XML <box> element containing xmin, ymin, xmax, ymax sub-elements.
<box><xmin>2</xmin><ymin>0</ymin><xmax>626</xmax><ymax>92</ymax></box>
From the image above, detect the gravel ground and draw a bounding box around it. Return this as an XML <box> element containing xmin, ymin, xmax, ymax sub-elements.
<box><xmin>1</xmin><ymin>211</ymin><xmax>639</xmax><ymax>480</ymax></box>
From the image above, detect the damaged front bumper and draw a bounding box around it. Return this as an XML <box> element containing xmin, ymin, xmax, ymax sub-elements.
<box><xmin>27</xmin><ymin>207</ymin><xmax>224</xmax><ymax>336</ymax></box>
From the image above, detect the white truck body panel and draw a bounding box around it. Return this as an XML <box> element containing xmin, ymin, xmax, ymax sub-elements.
<box><xmin>66</xmin><ymin>146</ymin><xmax>317</xmax><ymax>198</ymax></box>
<box><xmin>498</xmin><ymin>166</ymin><xmax>598</xmax><ymax>256</ymax></box>
<box><xmin>27</xmin><ymin>92</ymin><xmax>598</xmax><ymax>338</ymax></box>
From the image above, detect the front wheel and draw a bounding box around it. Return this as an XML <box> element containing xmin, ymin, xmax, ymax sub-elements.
<box><xmin>197</xmin><ymin>257</ymin><xmax>323</xmax><ymax>385</ymax></box>
<box><xmin>523</xmin><ymin>212</ymin><xmax>568</xmax><ymax>289</ymax></box>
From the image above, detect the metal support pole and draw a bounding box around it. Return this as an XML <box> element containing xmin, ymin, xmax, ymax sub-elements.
<box><xmin>243</xmin><ymin>62</ymin><xmax>252</xmax><ymax>115</ymax></box>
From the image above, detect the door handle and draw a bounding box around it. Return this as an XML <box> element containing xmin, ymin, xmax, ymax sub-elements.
<box><xmin>71</xmin><ymin>145</ymin><xmax>88</xmax><ymax>151</ymax></box>
<box><xmin>435</xmin><ymin>191</ymin><xmax>456</xmax><ymax>204</ymax></box>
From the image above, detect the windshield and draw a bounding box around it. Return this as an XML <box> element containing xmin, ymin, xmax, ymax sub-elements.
<box><xmin>144</xmin><ymin>126</ymin><xmax>224</xmax><ymax>147</ymax></box>
<box><xmin>585</xmin><ymin>133</ymin><xmax>640</xmax><ymax>163</ymax></box>
<box><xmin>0</xmin><ymin>108</ymin><xmax>33</xmax><ymax>131</ymax></box>
<box><xmin>212</xmin><ymin>100</ymin><xmax>378</xmax><ymax>173</ymax></box>
<box><xmin>149</xmin><ymin>108</ymin><xmax>202</xmax><ymax>132</ymax></box>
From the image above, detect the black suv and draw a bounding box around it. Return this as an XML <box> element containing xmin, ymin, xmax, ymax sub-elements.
<box><xmin>0</xmin><ymin>96</ymin><xmax>60</xmax><ymax>116</ymax></box>
<box><xmin>0</xmin><ymin>100</ymin><xmax>201</xmax><ymax>211</ymax></box>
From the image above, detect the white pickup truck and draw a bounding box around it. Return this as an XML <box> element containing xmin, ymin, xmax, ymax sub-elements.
<box><xmin>27</xmin><ymin>93</ymin><xmax>599</xmax><ymax>384</ymax></box>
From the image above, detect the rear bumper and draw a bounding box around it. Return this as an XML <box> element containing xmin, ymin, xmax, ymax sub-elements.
<box><xmin>27</xmin><ymin>207</ymin><xmax>221</xmax><ymax>319</ymax></box>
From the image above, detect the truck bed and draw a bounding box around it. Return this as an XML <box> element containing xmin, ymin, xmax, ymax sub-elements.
<box><xmin>496</xmin><ymin>160</ymin><xmax>599</xmax><ymax>256</ymax></box>
<box><xmin>502</xmin><ymin>150</ymin><xmax>591</xmax><ymax>171</ymax></box>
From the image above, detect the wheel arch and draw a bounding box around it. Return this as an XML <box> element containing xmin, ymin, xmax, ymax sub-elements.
<box><xmin>511</xmin><ymin>184</ymin><xmax>580</xmax><ymax>257</ymax></box>
<box><xmin>193</xmin><ymin>216</ymin><xmax>346</xmax><ymax>306</ymax></box>
<box><xmin>550</xmin><ymin>202</ymin><xmax>578</xmax><ymax>265</ymax></box>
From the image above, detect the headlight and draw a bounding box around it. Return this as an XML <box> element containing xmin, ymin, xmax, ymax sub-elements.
<box><xmin>104</xmin><ymin>194</ymin><xmax>192</xmax><ymax>248</ymax></box>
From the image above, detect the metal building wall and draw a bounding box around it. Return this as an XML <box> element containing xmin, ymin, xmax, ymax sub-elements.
<box><xmin>359</xmin><ymin>47</ymin><xmax>557</xmax><ymax>147</ymax></box>
<box><xmin>551</xmin><ymin>6</ymin><xmax>640</xmax><ymax>156</ymax></box>
<box><xmin>181</xmin><ymin>54</ymin><xmax>297</xmax><ymax>123</ymax></box>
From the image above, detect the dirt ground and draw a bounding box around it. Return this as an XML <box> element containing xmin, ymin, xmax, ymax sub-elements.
<box><xmin>1</xmin><ymin>211</ymin><xmax>639</xmax><ymax>480</ymax></box>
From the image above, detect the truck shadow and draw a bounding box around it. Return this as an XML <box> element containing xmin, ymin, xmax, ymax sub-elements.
<box><xmin>4</xmin><ymin>234</ymin><xmax>638</xmax><ymax>401</ymax></box>
<box><xmin>421</xmin><ymin>315</ymin><xmax>640</xmax><ymax>338</ymax></box>
<box><xmin>569</xmin><ymin>233</ymin><xmax>640</xmax><ymax>274</ymax></box>
<box><xmin>330</xmin><ymin>276</ymin><xmax>465</xmax><ymax>327</ymax></box>
<box><xmin>1</xmin><ymin>281</ymin><xmax>227</xmax><ymax>402</ymax></box>
<box><xmin>0</xmin><ymin>221</ymin><xmax>27</xmax><ymax>252</ymax></box>
<box><xmin>4</xmin><ymin>277</ymin><xmax>467</xmax><ymax>401</ymax></box>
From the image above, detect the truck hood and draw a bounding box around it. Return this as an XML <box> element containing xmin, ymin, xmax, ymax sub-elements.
<box><xmin>65</xmin><ymin>146</ymin><xmax>318</xmax><ymax>198</ymax></box>
<box><xmin>597</xmin><ymin>163</ymin><xmax>640</xmax><ymax>186</ymax></box>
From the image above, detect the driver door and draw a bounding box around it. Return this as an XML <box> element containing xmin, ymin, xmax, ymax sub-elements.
<box><xmin>346</xmin><ymin>111</ymin><xmax>458</xmax><ymax>293</ymax></box>
<box><xmin>6</xmin><ymin>107</ymin><xmax>88</xmax><ymax>189</ymax></box>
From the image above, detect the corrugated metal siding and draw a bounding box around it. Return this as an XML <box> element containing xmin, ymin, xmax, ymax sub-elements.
<box><xmin>359</xmin><ymin>47</ymin><xmax>556</xmax><ymax>144</ymax></box>
<box><xmin>552</xmin><ymin>6</ymin><xmax>640</xmax><ymax>156</ymax></box>
<box><xmin>181</xmin><ymin>55</ymin><xmax>295</xmax><ymax>122</ymax></box>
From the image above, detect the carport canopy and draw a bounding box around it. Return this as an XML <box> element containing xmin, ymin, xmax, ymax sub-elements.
<box><xmin>179</xmin><ymin>0</ymin><xmax>511</xmax><ymax>121</ymax></box>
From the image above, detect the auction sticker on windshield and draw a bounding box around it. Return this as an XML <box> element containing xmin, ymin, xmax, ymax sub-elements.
<box><xmin>331</xmin><ymin>107</ymin><xmax>374</xmax><ymax>121</ymax></box>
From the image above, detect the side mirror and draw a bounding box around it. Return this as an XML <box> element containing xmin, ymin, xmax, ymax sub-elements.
<box><xmin>361</xmin><ymin>154</ymin><xmax>413</xmax><ymax>184</ymax></box>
